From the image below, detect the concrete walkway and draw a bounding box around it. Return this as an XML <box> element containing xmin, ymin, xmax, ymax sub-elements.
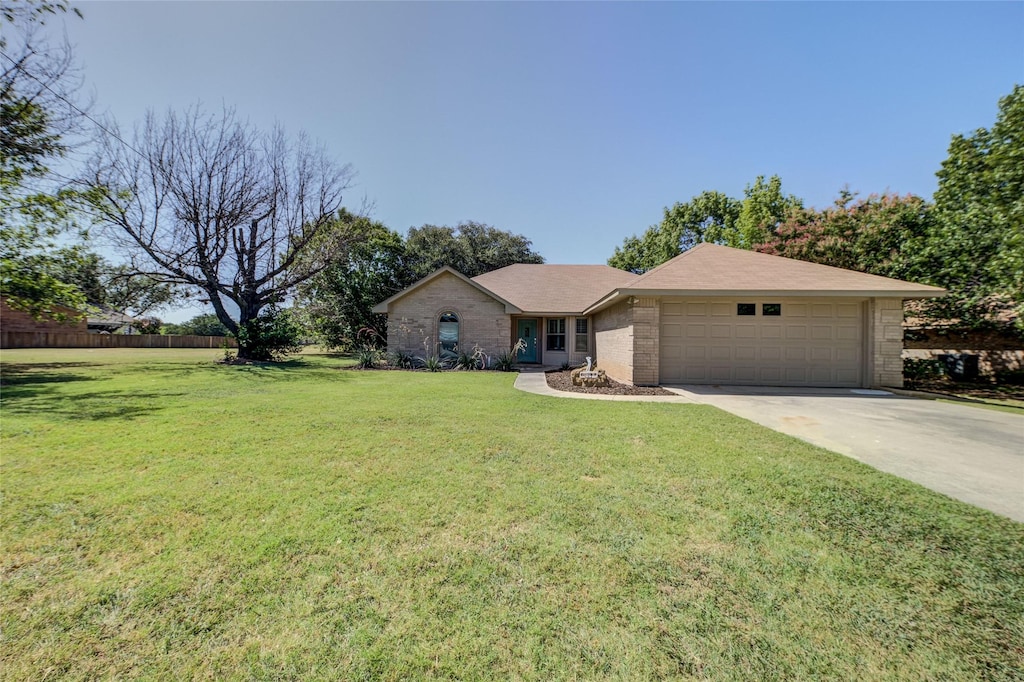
<box><xmin>513</xmin><ymin>370</ymin><xmax>1023</xmax><ymax>522</ymax></box>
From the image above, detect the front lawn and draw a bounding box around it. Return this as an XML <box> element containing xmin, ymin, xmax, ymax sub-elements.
<box><xmin>2</xmin><ymin>349</ymin><xmax>1022</xmax><ymax>680</ymax></box>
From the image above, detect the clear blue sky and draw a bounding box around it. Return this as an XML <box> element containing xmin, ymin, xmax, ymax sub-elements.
<box><xmin>44</xmin><ymin>1</ymin><xmax>1024</xmax><ymax>321</ymax></box>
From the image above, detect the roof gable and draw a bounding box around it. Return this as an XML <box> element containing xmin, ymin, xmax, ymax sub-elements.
<box><xmin>370</xmin><ymin>267</ymin><xmax>522</xmax><ymax>314</ymax></box>
<box><xmin>472</xmin><ymin>264</ymin><xmax>636</xmax><ymax>314</ymax></box>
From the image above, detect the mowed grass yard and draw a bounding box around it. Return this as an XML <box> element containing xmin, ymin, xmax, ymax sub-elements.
<box><xmin>1</xmin><ymin>349</ymin><xmax>1022</xmax><ymax>681</ymax></box>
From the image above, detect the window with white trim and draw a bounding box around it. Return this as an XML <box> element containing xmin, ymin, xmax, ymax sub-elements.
<box><xmin>546</xmin><ymin>318</ymin><xmax>566</xmax><ymax>351</ymax></box>
<box><xmin>575</xmin><ymin>318</ymin><xmax>589</xmax><ymax>352</ymax></box>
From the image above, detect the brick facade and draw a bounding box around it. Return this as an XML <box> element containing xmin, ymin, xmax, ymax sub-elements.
<box><xmin>379</xmin><ymin>273</ymin><xmax>910</xmax><ymax>388</ymax></box>
<box><xmin>385</xmin><ymin>272</ymin><xmax>511</xmax><ymax>360</ymax></box>
<box><xmin>593</xmin><ymin>299</ymin><xmax>634</xmax><ymax>383</ymax></box>
<box><xmin>592</xmin><ymin>297</ymin><xmax>660</xmax><ymax>386</ymax></box>
<box><xmin>631</xmin><ymin>297</ymin><xmax>660</xmax><ymax>385</ymax></box>
<box><xmin>869</xmin><ymin>297</ymin><xmax>904</xmax><ymax>387</ymax></box>
<box><xmin>0</xmin><ymin>298</ymin><xmax>87</xmax><ymax>333</ymax></box>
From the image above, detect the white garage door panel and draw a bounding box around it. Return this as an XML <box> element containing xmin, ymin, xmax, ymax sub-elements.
<box><xmin>659</xmin><ymin>298</ymin><xmax>865</xmax><ymax>387</ymax></box>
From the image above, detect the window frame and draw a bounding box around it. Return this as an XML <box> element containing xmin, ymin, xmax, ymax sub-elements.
<box><xmin>438</xmin><ymin>311</ymin><xmax>459</xmax><ymax>358</ymax></box>
<box><xmin>574</xmin><ymin>318</ymin><xmax>589</xmax><ymax>353</ymax></box>
<box><xmin>546</xmin><ymin>318</ymin><xmax>566</xmax><ymax>351</ymax></box>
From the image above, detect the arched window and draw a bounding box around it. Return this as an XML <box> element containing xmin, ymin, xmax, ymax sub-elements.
<box><xmin>438</xmin><ymin>312</ymin><xmax>459</xmax><ymax>359</ymax></box>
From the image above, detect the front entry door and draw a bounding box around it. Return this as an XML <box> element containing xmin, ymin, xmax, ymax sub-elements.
<box><xmin>516</xmin><ymin>319</ymin><xmax>538</xmax><ymax>363</ymax></box>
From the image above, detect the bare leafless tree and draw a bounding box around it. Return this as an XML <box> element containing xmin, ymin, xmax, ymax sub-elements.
<box><xmin>90</xmin><ymin>106</ymin><xmax>359</xmax><ymax>359</ymax></box>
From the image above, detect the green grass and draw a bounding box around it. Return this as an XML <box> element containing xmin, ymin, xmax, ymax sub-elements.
<box><xmin>936</xmin><ymin>397</ymin><xmax>1024</xmax><ymax>415</ymax></box>
<box><xmin>2</xmin><ymin>348</ymin><xmax>1023</xmax><ymax>680</ymax></box>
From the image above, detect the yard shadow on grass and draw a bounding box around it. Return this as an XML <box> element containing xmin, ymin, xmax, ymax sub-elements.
<box><xmin>1</xmin><ymin>383</ymin><xmax>188</xmax><ymax>421</ymax></box>
<box><xmin>0</xmin><ymin>362</ymin><xmax>103</xmax><ymax>387</ymax></box>
<box><xmin>146</xmin><ymin>356</ymin><xmax>348</xmax><ymax>382</ymax></box>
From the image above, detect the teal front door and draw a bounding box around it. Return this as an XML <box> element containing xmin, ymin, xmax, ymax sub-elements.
<box><xmin>516</xmin><ymin>319</ymin><xmax>538</xmax><ymax>363</ymax></box>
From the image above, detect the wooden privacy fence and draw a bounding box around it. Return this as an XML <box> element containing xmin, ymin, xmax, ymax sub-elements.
<box><xmin>1</xmin><ymin>332</ymin><xmax>237</xmax><ymax>349</ymax></box>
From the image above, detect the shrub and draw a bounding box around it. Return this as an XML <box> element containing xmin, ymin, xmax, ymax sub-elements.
<box><xmin>559</xmin><ymin>361</ymin><xmax>572</xmax><ymax>371</ymax></box>
<box><xmin>235</xmin><ymin>306</ymin><xmax>304</xmax><ymax>361</ymax></box>
<box><xmin>493</xmin><ymin>339</ymin><xmax>527</xmax><ymax>372</ymax></box>
<box><xmin>424</xmin><ymin>355</ymin><xmax>443</xmax><ymax>372</ymax></box>
<box><xmin>494</xmin><ymin>351</ymin><xmax>516</xmax><ymax>372</ymax></box>
<box><xmin>456</xmin><ymin>350</ymin><xmax>478</xmax><ymax>370</ymax></box>
<box><xmin>903</xmin><ymin>358</ymin><xmax>945</xmax><ymax>383</ymax></box>
<box><xmin>388</xmin><ymin>350</ymin><xmax>415</xmax><ymax>369</ymax></box>
<box><xmin>994</xmin><ymin>368</ymin><xmax>1024</xmax><ymax>386</ymax></box>
<box><xmin>354</xmin><ymin>346</ymin><xmax>382</xmax><ymax>369</ymax></box>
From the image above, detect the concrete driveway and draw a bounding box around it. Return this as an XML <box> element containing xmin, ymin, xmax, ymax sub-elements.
<box><xmin>666</xmin><ymin>385</ymin><xmax>1024</xmax><ymax>522</ymax></box>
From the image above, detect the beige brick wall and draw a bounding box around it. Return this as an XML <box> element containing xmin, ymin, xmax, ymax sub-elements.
<box><xmin>870</xmin><ymin>297</ymin><xmax>904</xmax><ymax>387</ymax></box>
<box><xmin>593</xmin><ymin>299</ymin><xmax>634</xmax><ymax>384</ymax></box>
<box><xmin>1</xmin><ymin>298</ymin><xmax>87</xmax><ymax>332</ymax></box>
<box><xmin>631</xmin><ymin>297</ymin><xmax>660</xmax><ymax>385</ymax></box>
<box><xmin>385</xmin><ymin>272</ymin><xmax>511</xmax><ymax>360</ymax></box>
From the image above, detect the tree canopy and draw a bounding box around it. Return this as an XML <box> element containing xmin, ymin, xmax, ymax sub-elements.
<box><xmin>923</xmin><ymin>84</ymin><xmax>1024</xmax><ymax>327</ymax></box>
<box><xmin>295</xmin><ymin>211</ymin><xmax>411</xmax><ymax>349</ymax></box>
<box><xmin>405</xmin><ymin>220</ymin><xmax>544</xmax><ymax>279</ymax></box>
<box><xmin>161</xmin><ymin>313</ymin><xmax>231</xmax><ymax>337</ymax></box>
<box><xmin>0</xmin><ymin>1</ymin><xmax>98</xmax><ymax>319</ymax></box>
<box><xmin>607</xmin><ymin>176</ymin><xmax>798</xmax><ymax>273</ymax></box>
<box><xmin>90</xmin><ymin>106</ymin><xmax>360</xmax><ymax>360</ymax></box>
<box><xmin>756</xmin><ymin>190</ymin><xmax>933</xmax><ymax>282</ymax></box>
<box><xmin>53</xmin><ymin>249</ymin><xmax>180</xmax><ymax>316</ymax></box>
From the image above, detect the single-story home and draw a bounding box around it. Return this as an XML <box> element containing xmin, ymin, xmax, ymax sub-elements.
<box><xmin>372</xmin><ymin>243</ymin><xmax>945</xmax><ymax>388</ymax></box>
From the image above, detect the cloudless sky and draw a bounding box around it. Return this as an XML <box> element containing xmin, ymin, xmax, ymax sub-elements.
<box><xmin>38</xmin><ymin>1</ymin><xmax>1024</xmax><ymax>321</ymax></box>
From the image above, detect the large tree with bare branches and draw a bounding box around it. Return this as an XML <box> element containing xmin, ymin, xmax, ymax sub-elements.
<box><xmin>91</xmin><ymin>106</ymin><xmax>361</xmax><ymax>359</ymax></box>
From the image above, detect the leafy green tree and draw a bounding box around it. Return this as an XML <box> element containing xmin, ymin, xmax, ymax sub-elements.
<box><xmin>0</xmin><ymin>1</ymin><xmax>98</xmax><ymax>319</ymax></box>
<box><xmin>133</xmin><ymin>316</ymin><xmax>161</xmax><ymax>334</ymax></box>
<box><xmin>162</xmin><ymin>313</ymin><xmax>231</xmax><ymax>337</ymax></box>
<box><xmin>734</xmin><ymin>175</ymin><xmax>803</xmax><ymax>248</ymax></box>
<box><xmin>756</xmin><ymin>190</ymin><xmax>934</xmax><ymax>281</ymax></box>
<box><xmin>924</xmin><ymin>85</ymin><xmax>1024</xmax><ymax>328</ymax></box>
<box><xmin>52</xmin><ymin>250</ymin><xmax>180</xmax><ymax>316</ymax></box>
<box><xmin>609</xmin><ymin>191</ymin><xmax>741</xmax><ymax>273</ymax></box>
<box><xmin>405</xmin><ymin>221</ymin><xmax>544</xmax><ymax>279</ymax></box>
<box><xmin>295</xmin><ymin>212</ymin><xmax>412</xmax><ymax>349</ymax></box>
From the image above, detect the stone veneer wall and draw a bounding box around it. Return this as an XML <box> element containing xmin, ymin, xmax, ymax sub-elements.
<box><xmin>385</xmin><ymin>272</ymin><xmax>511</xmax><ymax>359</ymax></box>
<box><xmin>870</xmin><ymin>297</ymin><xmax>904</xmax><ymax>387</ymax></box>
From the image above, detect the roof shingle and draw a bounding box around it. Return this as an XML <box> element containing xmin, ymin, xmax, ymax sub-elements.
<box><xmin>623</xmin><ymin>243</ymin><xmax>946</xmax><ymax>295</ymax></box>
<box><xmin>472</xmin><ymin>264</ymin><xmax>635</xmax><ymax>314</ymax></box>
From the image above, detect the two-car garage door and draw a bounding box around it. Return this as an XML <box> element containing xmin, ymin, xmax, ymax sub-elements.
<box><xmin>659</xmin><ymin>298</ymin><xmax>865</xmax><ymax>387</ymax></box>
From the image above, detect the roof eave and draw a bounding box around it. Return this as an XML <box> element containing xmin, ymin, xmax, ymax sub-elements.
<box><xmin>582</xmin><ymin>291</ymin><xmax>627</xmax><ymax>316</ymax></box>
<box><xmin>616</xmin><ymin>288</ymin><xmax>947</xmax><ymax>299</ymax></box>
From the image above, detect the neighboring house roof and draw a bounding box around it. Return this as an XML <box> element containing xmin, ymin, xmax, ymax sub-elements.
<box><xmin>584</xmin><ymin>243</ymin><xmax>946</xmax><ymax>314</ymax></box>
<box><xmin>370</xmin><ymin>266</ymin><xmax>522</xmax><ymax>314</ymax></box>
<box><xmin>472</xmin><ymin>264</ymin><xmax>636</xmax><ymax>315</ymax></box>
<box><xmin>86</xmin><ymin>305</ymin><xmax>139</xmax><ymax>330</ymax></box>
